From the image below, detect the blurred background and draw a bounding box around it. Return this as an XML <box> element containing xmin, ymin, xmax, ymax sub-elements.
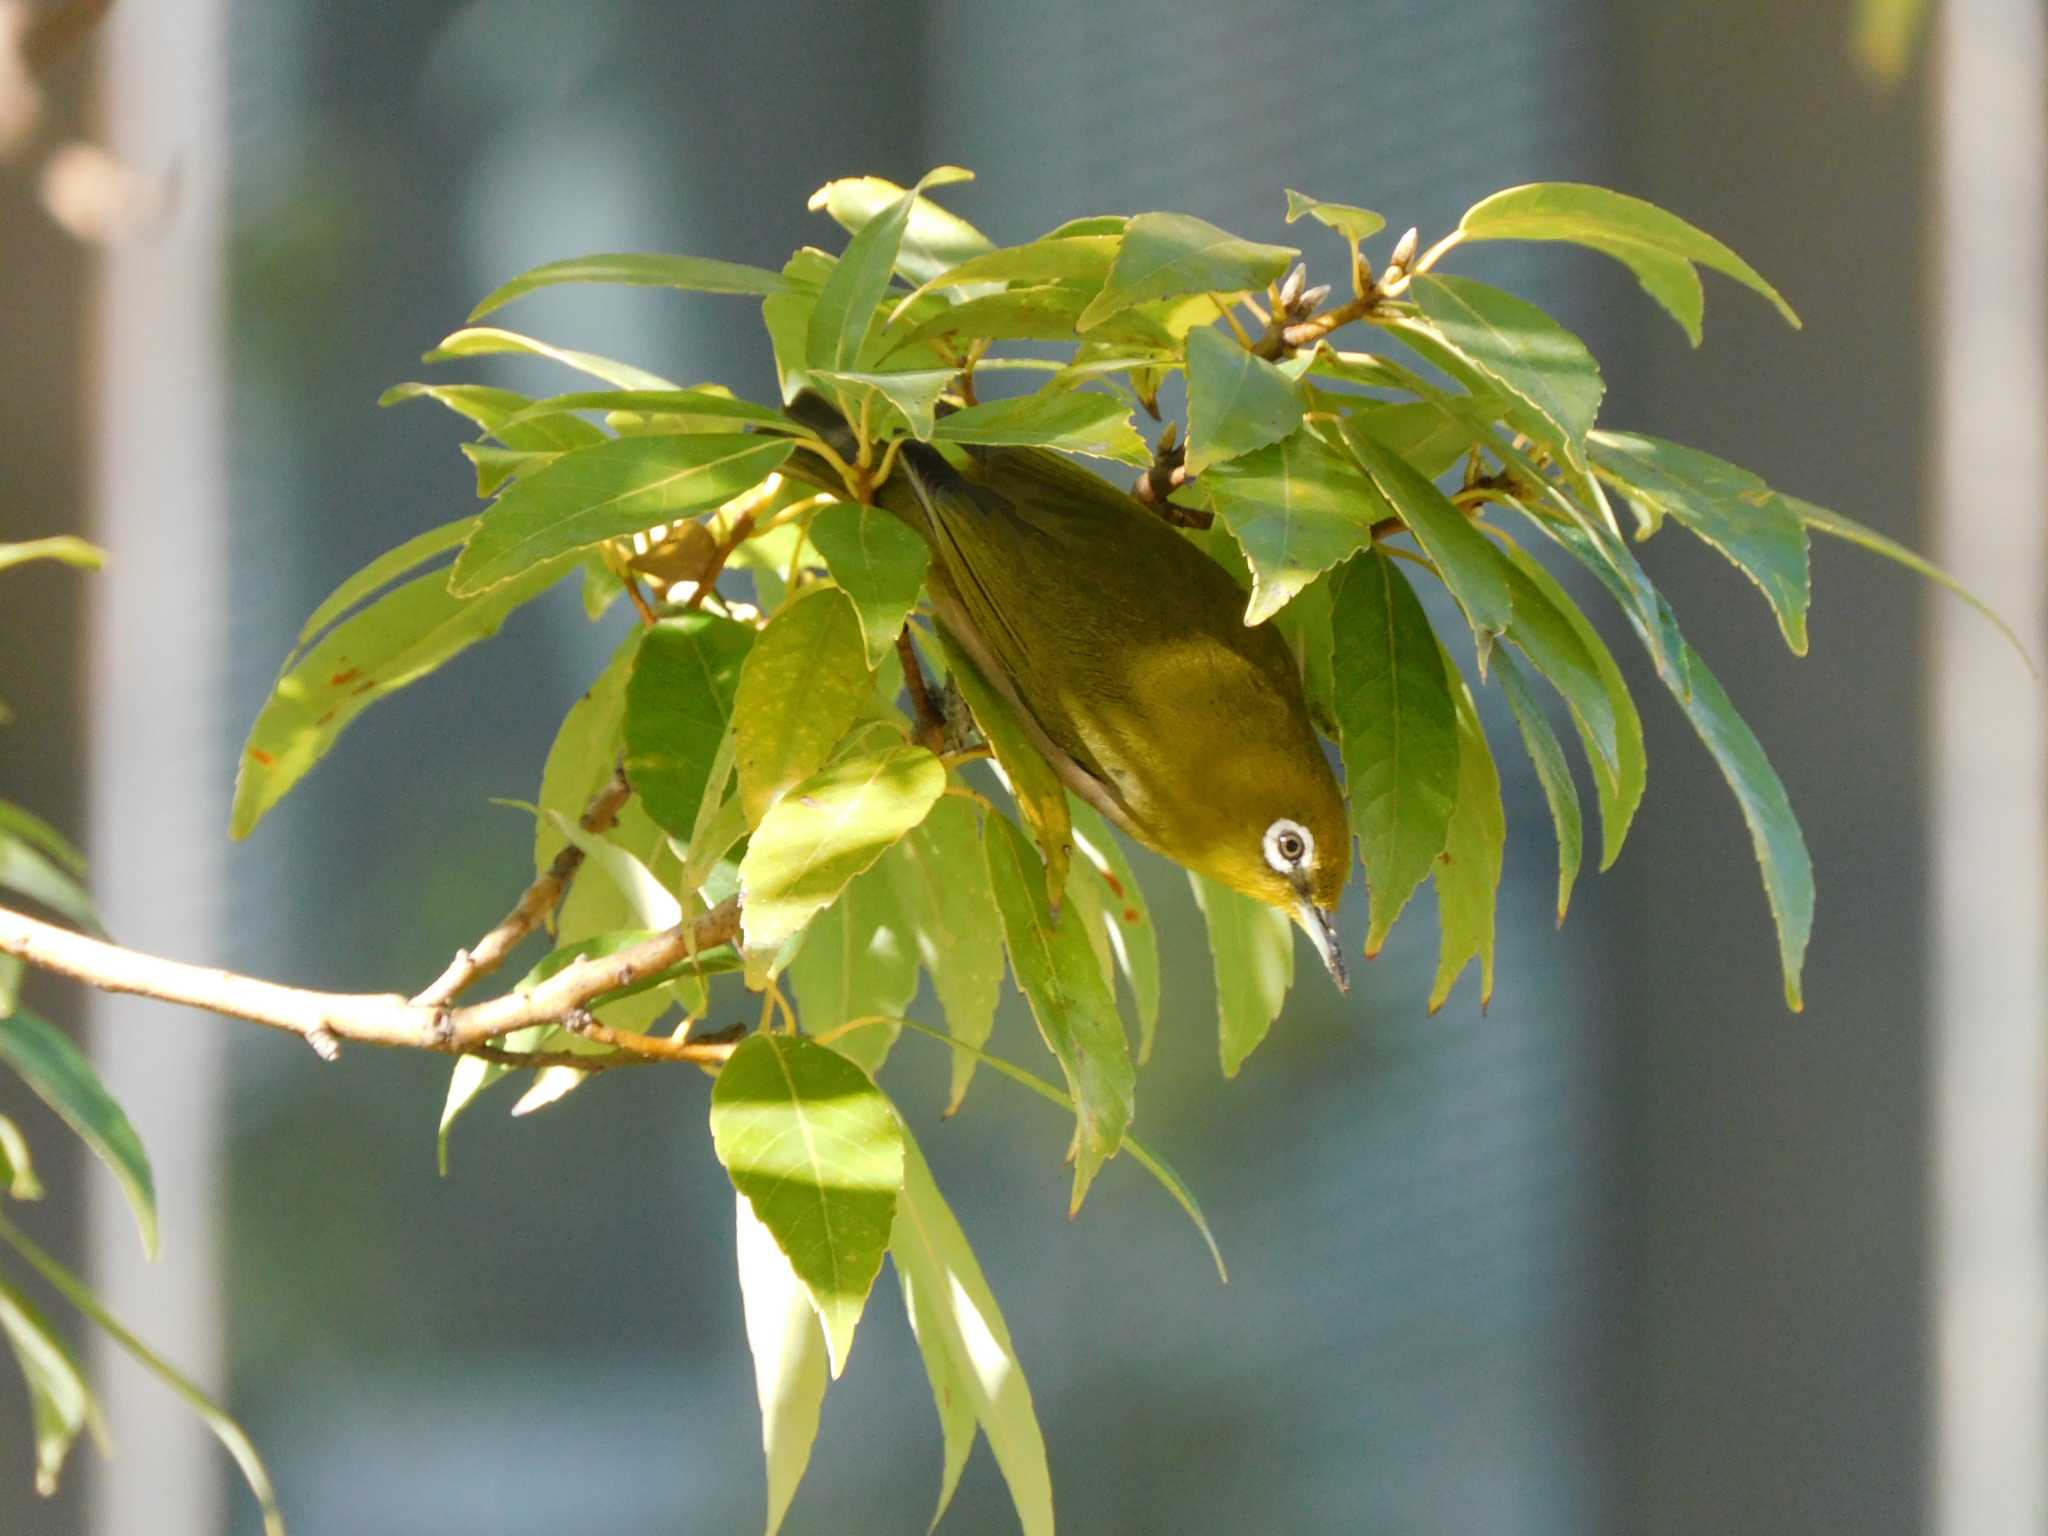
<box><xmin>2</xmin><ymin>1</ymin><xmax>2042</xmax><ymax>1533</ymax></box>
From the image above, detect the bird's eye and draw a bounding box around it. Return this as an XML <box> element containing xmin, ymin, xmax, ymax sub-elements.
<box><xmin>1263</xmin><ymin>819</ymin><xmax>1314</xmax><ymax>874</ymax></box>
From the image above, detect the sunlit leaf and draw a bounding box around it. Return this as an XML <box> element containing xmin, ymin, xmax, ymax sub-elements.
<box><xmin>711</xmin><ymin>1033</ymin><xmax>905</xmax><ymax>1377</ymax></box>
<box><xmin>498</xmin><ymin>387</ymin><xmax>792</xmax><ymax>433</ymax></box>
<box><xmin>1455</xmin><ymin>181</ymin><xmax>1800</xmax><ymax>344</ymax></box>
<box><xmin>930</xmin><ymin>390</ymin><xmax>1149</xmax><ymax>465</ymax></box>
<box><xmin>735</xmin><ymin>1190</ymin><xmax>830</xmax><ymax>1536</ymax></box>
<box><xmin>1078</xmin><ymin>212</ymin><xmax>1296</xmax><ymax>330</ymax></box>
<box><xmin>1338</xmin><ymin>398</ymin><xmax>1494</xmax><ymax>480</ymax></box>
<box><xmin>738</xmin><ymin>746</ymin><xmax>946</xmax><ymax>954</ymax></box>
<box><xmin>1199</xmin><ymin>427</ymin><xmax>1387</xmax><ymax>625</ymax></box>
<box><xmin>734</xmin><ymin>586</ymin><xmax>873</xmax><ymax>827</ymax></box>
<box><xmin>1853</xmin><ymin>0</ymin><xmax>1930</xmax><ymax>84</ymax></box>
<box><xmin>808</xmin><ymin>504</ymin><xmax>930</xmax><ymax>670</ymax></box>
<box><xmin>1330</xmin><ymin>552</ymin><xmax>1460</xmax><ymax>954</ymax></box>
<box><xmin>286</xmin><ymin>517</ymin><xmax>477</xmax><ymax>661</ymax></box>
<box><xmin>232</xmin><ymin>555</ymin><xmax>573</xmax><ymax>837</ymax></box>
<box><xmin>0</xmin><ymin>1010</ymin><xmax>154</xmax><ymax>1257</ymax></box>
<box><xmin>809</xmin><ymin>368</ymin><xmax>955</xmax><ymax>440</ymax></box>
<box><xmin>809</xmin><ymin>167</ymin><xmax>974</xmax><ymax>375</ymax></box>
<box><xmin>534</xmin><ymin>631</ymin><xmax>637</xmax><ymax>872</ymax></box>
<box><xmin>468</xmin><ymin>252</ymin><xmax>790</xmax><ymax>321</ymax></box>
<box><xmin>625</xmin><ymin>613</ymin><xmax>755</xmax><ymax>840</ymax></box>
<box><xmin>450</xmin><ymin>434</ymin><xmax>794</xmax><ymax>595</ymax></box>
<box><xmin>810</xmin><ymin>173</ymin><xmax>993</xmax><ymax>287</ymax></box>
<box><xmin>0</xmin><ymin>537</ymin><xmax>103</xmax><ymax>575</ymax></box>
<box><xmin>983</xmin><ymin>812</ymin><xmax>1134</xmax><ymax>1215</ymax></box>
<box><xmin>890</xmin><ymin>1122</ymin><xmax>1053</xmax><ymax>1536</ymax></box>
<box><xmin>1184</xmin><ymin>325</ymin><xmax>1305</xmax><ymax>475</ymax></box>
<box><xmin>1282</xmin><ymin>189</ymin><xmax>1386</xmax><ymax>245</ymax></box>
<box><xmin>1190</xmin><ymin>872</ymin><xmax>1294</xmax><ymax>1077</ymax></box>
<box><xmin>1493</xmin><ymin>648</ymin><xmax>1584</xmax><ymax>924</ymax></box>
<box><xmin>424</xmin><ymin>325</ymin><xmax>679</xmax><ymax>390</ymax></box>
<box><xmin>0</xmin><ymin>1113</ymin><xmax>40</xmax><ymax>1200</ymax></box>
<box><xmin>788</xmin><ymin>865</ymin><xmax>916</xmax><ymax>1075</ymax></box>
<box><xmin>0</xmin><ymin>1274</ymin><xmax>101</xmax><ymax>1495</ymax></box>
<box><xmin>892</xmin><ymin>235</ymin><xmax>1122</xmax><ymax>323</ymax></box>
<box><xmin>1428</xmin><ymin>662</ymin><xmax>1506</xmax><ymax>1011</ymax></box>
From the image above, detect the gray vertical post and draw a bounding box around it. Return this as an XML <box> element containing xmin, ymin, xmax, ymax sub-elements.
<box><xmin>1929</xmin><ymin>3</ymin><xmax>2047</xmax><ymax>1532</ymax></box>
<box><xmin>85</xmin><ymin>4</ymin><xmax>230</xmax><ymax>1535</ymax></box>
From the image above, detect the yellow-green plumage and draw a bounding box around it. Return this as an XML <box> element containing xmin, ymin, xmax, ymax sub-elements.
<box><xmin>788</xmin><ymin>393</ymin><xmax>1352</xmax><ymax>987</ymax></box>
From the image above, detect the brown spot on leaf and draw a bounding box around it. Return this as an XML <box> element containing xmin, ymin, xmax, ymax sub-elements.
<box><xmin>329</xmin><ymin>667</ymin><xmax>361</xmax><ymax>687</ymax></box>
<box><xmin>1102</xmin><ymin>872</ymin><xmax>1125</xmax><ymax>899</ymax></box>
<box><xmin>1122</xmin><ymin>907</ymin><xmax>1139</xmax><ymax>924</ymax></box>
<box><xmin>249</xmin><ymin>748</ymin><xmax>276</xmax><ymax>767</ymax></box>
<box><xmin>352</xmin><ymin>680</ymin><xmax>377</xmax><ymax>696</ymax></box>
<box><xmin>315</xmin><ymin>709</ymin><xmax>335</xmax><ymax>725</ymax></box>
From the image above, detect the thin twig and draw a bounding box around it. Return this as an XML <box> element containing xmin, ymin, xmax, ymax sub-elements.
<box><xmin>411</xmin><ymin>766</ymin><xmax>634</xmax><ymax>1008</ymax></box>
<box><xmin>0</xmin><ymin>899</ymin><xmax>742</xmax><ymax>1062</ymax></box>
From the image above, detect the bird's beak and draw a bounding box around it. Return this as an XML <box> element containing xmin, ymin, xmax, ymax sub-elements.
<box><xmin>1292</xmin><ymin>894</ymin><xmax>1349</xmax><ymax>993</ymax></box>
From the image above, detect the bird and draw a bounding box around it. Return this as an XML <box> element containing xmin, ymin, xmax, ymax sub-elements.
<box><xmin>784</xmin><ymin>390</ymin><xmax>1352</xmax><ymax>991</ymax></box>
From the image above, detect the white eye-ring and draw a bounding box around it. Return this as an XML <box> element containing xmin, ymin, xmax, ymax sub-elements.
<box><xmin>1264</xmin><ymin>818</ymin><xmax>1313</xmax><ymax>875</ymax></box>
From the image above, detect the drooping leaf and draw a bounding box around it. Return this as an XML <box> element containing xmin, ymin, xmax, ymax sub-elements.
<box><xmin>0</xmin><ymin>1010</ymin><xmax>154</xmax><ymax>1257</ymax></box>
<box><xmin>1067</xmin><ymin>800</ymin><xmax>1162</xmax><ymax>1064</ymax></box>
<box><xmin>1428</xmin><ymin>663</ymin><xmax>1507</xmax><ymax>1011</ymax></box>
<box><xmin>734</xmin><ymin>1190</ymin><xmax>830</xmax><ymax>1536</ymax></box>
<box><xmin>788</xmin><ymin>864</ymin><xmax>917</xmax><ymax>1075</ymax></box>
<box><xmin>468</xmin><ymin>252</ymin><xmax>790</xmax><ymax>322</ymax></box>
<box><xmin>0</xmin><ymin>1274</ymin><xmax>102</xmax><ymax>1496</ymax></box>
<box><xmin>890</xmin><ymin>1122</ymin><xmax>1054</xmax><ymax>1536</ymax></box>
<box><xmin>1338</xmin><ymin>419</ymin><xmax>1515</xmax><ymax>657</ymax></box>
<box><xmin>881</xmin><ymin>797</ymin><xmax>1005</xmax><ymax>1112</ymax></box>
<box><xmin>734</xmin><ymin>586</ymin><xmax>873</xmax><ymax>827</ymax></box>
<box><xmin>1330</xmin><ymin>552</ymin><xmax>1461</xmax><ymax>954</ymax></box>
<box><xmin>423</xmin><ymin>325</ymin><xmax>679</xmax><ymax>390</ymax></box>
<box><xmin>1592</xmin><ymin>431</ymin><xmax>1812</xmax><ymax>653</ymax></box>
<box><xmin>935</xmin><ymin>625</ymin><xmax>1073</xmax><ymax>907</ymax></box>
<box><xmin>1405</xmin><ymin>273</ymin><xmax>1605</xmax><ymax>472</ymax></box>
<box><xmin>534</xmin><ymin>630</ymin><xmax>637</xmax><ymax>872</ymax></box>
<box><xmin>1199</xmin><ymin>428</ymin><xmax>1388</xmax><ymax>625</ymax></box>
<box><xmin>0</xmin><ymin>536</ymin><xmax>104</xmax><ymax>574</ymax></box>
<box><xmin>807</xmin><ymin>504</ymin><xmax>931</xmax><ymax>669</ymax></box>
<box><xmin>738</xmin><ymin>746</ymin><xmax>947</xmax><ymax>954</ymax></box>
<box><xmin>0</xmin><ymin>1213</ymin><xmax>283</xmax><ymax>1536</ymax></box>
<box><xmin>983</xmin><ymin>812</ymin><xmax>1134</xmax><ymax>1215</ymax></box>
<box><xmin>1493</xmin><ymin>647</ymin><xmax>1584</xmax><ymax>924</ymax></box>
<box><xmin>232</xmin><ymin>555</ymin><xmax>573</xmax><ymax>837</ymax></box>
<box><xmin>1282</xmin><ymin>189</ymin><xmax>1387</xmax><ymax>245</ymax></box>
<box><xmin>286</xmin><ymin>517</ymin><xmax>477</xmax><ymax>661</ymax></box>
<box><xmin>1455</xmin><ymin>181</ymin><xmax>1800</xmax><ymax>344</ymax></box>
<box><xmin>1184</xmin><ymin>325</ymin><xmax>1305</xmax><ymax>475</ymax></box>
<box><xmin>1077</xmin><ymin>211</ymin><xmax>1296</xmax><ymax>330</ymax></box>
<box><xmin>930</xmin><ymin>390</ymin><xmax>1149</xmax><ymax>465</ymax></box>
<box><xmin>449</xmin><ymin>434</ymin><xmax>794</xmax><ymax>596</ymax></box>
<box><xmin>808</xmin><ymin>167</ymin><xmax>974</xmax><ymax>375</ymax></box>
<box><xmin>1189</xmin><ymin>872</ymin><xmax>1294</xmax><ymax>1077</ymax></box>
<box><xmin>0</xmin><ymin>803</ymin><xmax>85</xmax><ymax>882</ymax></box>
<box><xmin>0</xmin><ymin>836</ymin><xmax>101</xmax><ymax>934</ymax></box>
<box><xmin>710</xmin><ymin>1033</ymin><xmax>905</xmax><ymax>1377</ymax></box>
<box><xmin>810</xmin><ymin>173</ymin><xmax>994</xmax><ymax>287</ymax></box>
<box><xmin>623</xmin><ymin>612</ymin><xmax>756</xmax><ymax>840</ymax></box>
<box><xmin>1787</xmin><ymin>494</ymin><xmax>2033</xmax><ymax>671</ymax></box>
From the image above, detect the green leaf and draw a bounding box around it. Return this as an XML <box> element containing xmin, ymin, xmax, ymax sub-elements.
<box><xmin>884</xmin><ymin>287</ymin><xmax>1176</xmax><ymax>357</ymax></box>
<box><xmin>450</xmin><ymin>434</ymin><xmax>793</xmax><ymax>596</ymax></box>
<box><xmin>0</xmin><ymin>537</ymin><xmax>103</xmax><ymax>575</ymax></box>
<box><xmin>735</xmin><ymin>1189</ymin><xmax>829</xmax><ymax>1536</ymax></box>
<box><xmin>0</xmin><ymin>1212</ymin><xmax>283</xmax><ymax>1536</ymax></box>
<box><xmin>935</xmin><ymin>627</ymin><xmax>1072</xmax><ymax>907</ymax></box>
<box><xmin>1455</xmin><ymin>181</ymin><xmax>1800</xmax><ymax>344</ymax></box>
<box><xmin>232</xmin><ymin>556</ymin><xmax>572</xmax><ymax>837</ymax></box>
<box><xmin>930</xmin><ymin>390</ymin><xmax>1149</xmax><ymax>465</ymax></box>
<box><xmin>0</xmin><ymin>1274</ymin><xmax>102</xmax><ymax>1495</ymax></box>
<box><xmin>0</xmin><ymin>836</ymin><xmax>101</xmax><ymax>934</ymax></box>
<box><xmin>1788</xmin><ymin>494</ymin><xmax>2034</xmax><ymax>671</ymax></box>
<box><xmin>287</xmin><ymin>517</ymin><xmax>477</xmax><ymax>661</ymax></box>
<box><xmin>1405</xmin><ymin>273</ymin><xmax>1605</xmax><ymax>472</ymax></box>
<box><xmin>1666</xmin><ymin>643</ymin><xmax>1815</xmax><ymax>1011</ymax></box>
<box><xmin>0</xmin><ymin>1113</ymin><xmax>40</xmax><ymax>1199</ymax></box>
<box><xmin>810</xmin><ymin>174</ymin><xmax>993</xmax><ymax>287</ymax></box>
<box><xmin>1428</xmin><ymin>663</ymin><xmax>1506</xmax><ymax>1011</ymax></box>
<box><xmin>1493</xmin><ymin>648</ymin><xmax>1584</xmax><ymax>925</ymax></box>
<box><xmin>379</xmin><ymin>380</ymin><xmax>609</xmax><ymax>455</ymax></box>
<box><xmin>1067</xmin><ymin>801</ymin><xmax>1162</xmax><ymax>1064</ymax></box>
<box><xmin>711</xmin><ymin>1033</ymin><xmax>905</xmax><ymax>1377</ymax></box>
<box><xmin>788</xmin><ymin>865</ymin><xmax>917</xmax><ymax>1075</ymax></box>
<box><xmin>809</xmin><ymin>368</ymin><xmax>956</xmax><ymax>440</ymax></box>
<box><xmin>734</xmin><ymin>586</ymin><xmax>873</xmax><ymax>827</ymax></box>
<box><xmin>1271</xmin><ymin>567</ymin><xmax>1340</xmax><ymax>738</ymax></box>
<box><xmin>738</xmin><ymin>746</ymin><xmax>947</xmax><ymax>955</ymax></box>
<box><xmin>1078</xmin><ymin>211</ymin><xmax>1296</xmax><ymax>330</ymax></box>
<box><xmin>498</xmin><ymin>387</ymin><xmax>792</xmax><ymax>433</ymax></box>
<box><xmin>0</xmin><ymin>956</ymin><xmax>18</xmax><ymax>1018</ymax></box>
<box><xmin>890</xmin><ymin>1121</ymin><xmax>1054</xmax><ymax>1536</ymax></box>
<box><xmin>0</xmin><ymin>802</ymin><xmax>86</xmax><ymax>881</ymax></box>
<box><xmin>808</xmin><ymin>167</ymin><xmax>974</xmax><ymax>374</ymax></box>
<box><xmin>983</xmin><ymin>812</ymin><xmax>1134</xmax><ymax>1215</ymax></box>
<box><xmin>1190</xmin><ymin>873</ymin><xmax>1294</xmax><ymax>1076</ymax></box>
<box><xmin>0</xmin><ymin>1011</ymin><xmax>155</xmax><ymax>1257</ymax></box>
<box><xmin>1282</xmin><ymin>189</ymin><xmax>1386</xmax><ymax>245</ymax></box>
<box><xmin>1339</xmin><ymin>398</ymin><xmax>1494</xmax><ymax>480</ymax></box>
<box><xmin>1337</xmin><ymin>419</ymin><xmax>1515</xmax><ymax>655</ymax></box>
<box><xmin>882</xmin><ymin>797</ymin><xmax>1004</xmax><ymax>1112</ymax></box>
<box><xmin>1592</xmin><ymin>431</ymin><xmax>1812</xmax><ymax>653</ymax></box>
<box><xmin>468</xmin><ymin>252</ymin><xmax>788</xmax><ymax>322</ymax></box>
<box><xmin>424</xmin><ymin>325</ymin><xmax>678</xmax><ymax>390</ymax></box>
<box><xmin>462</xmin><ymin>442</ymin><xmax>556</xmax><ymax>497</ymax></box>
<box><xmin>1853</xmin><ymin>0</ymin><xmax>1931</xmax><ymax>84</ymax></box>
<box><xmin>1184</xmin><ymin>325</ymin><xmax>1306</xmax><ymax>475</ymax></box>
<box><xmin>535</xmin><ymin>631</ymin><xmax>638</xmax><ymax>872</ymax></box>
<box><xmin>904</xmin><ymin>234</ymin><xmax>1121</xmax><ymax>312</ymax></box>
<box><xmin>624</xmin><ymin>613</ymin><xmax>756</xmax><ymax>840</ymax></box>
<box><xmin>1497</xmin><ymin>541</ymin><xmax>1646</xmax><ymax>869</ymax></box>
<box><xmin>807</xmin><ymin>505</ymin><xmax>931</xmax><ymax>670</ymax></box>
<box><xmin>1199</xmin><ymin>428</ymin><xmax>1388</xmax><ymax>625</ymax></box>
<box><xmin>1331</xmin><ymin>552</ymin><xmax>1461</xmax><ymax>954</ymax></box>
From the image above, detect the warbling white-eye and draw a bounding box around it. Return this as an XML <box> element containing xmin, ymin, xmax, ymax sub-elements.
<box><xmin>787</xmin><ymin>391</ymin><xmax>1352</xmax><ymax>990</ymax></box>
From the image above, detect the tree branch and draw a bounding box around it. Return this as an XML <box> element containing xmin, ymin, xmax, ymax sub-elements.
<box><xmin>0</xmin><ymin>898</ymin><xmax>742</xmax><ymax>1066</ymax></box>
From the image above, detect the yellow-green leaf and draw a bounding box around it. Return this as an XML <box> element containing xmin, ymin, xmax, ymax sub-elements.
<box><xmin>734</xmin><ymin>586</ymin><xmax>873</xmax><ymax>828</ymax></box>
